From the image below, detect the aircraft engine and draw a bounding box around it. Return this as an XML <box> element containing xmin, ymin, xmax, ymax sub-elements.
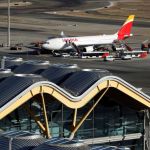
<box><xmin>83</xmin><ymin>46</ymin><xmax>94</xmax><ymax>52</ymax></box>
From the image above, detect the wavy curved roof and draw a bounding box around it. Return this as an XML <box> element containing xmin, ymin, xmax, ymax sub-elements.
<box><xmin>0</xmin><ymin>64</ymin><xmax>149</xmax><ymax>120</ymax></box>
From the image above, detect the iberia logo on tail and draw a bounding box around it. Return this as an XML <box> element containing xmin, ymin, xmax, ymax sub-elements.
<box><xmin>117</xmin><ymin>15</ymin><xmax>135</xmax><ymax>40</ymax></box>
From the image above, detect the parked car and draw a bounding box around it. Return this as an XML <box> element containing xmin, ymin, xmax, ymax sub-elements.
<box><xmin>104</xmin><ymin>55</ymin><xmax>115</xmax><ymax>61</ymax></box>
<box><xmin>10</xmin><ymin>43</ymin><xmax>23</xmax><ymax>50</ymax></box>
<box><xmin>121</xmin><ymin>54</ymin><xmax>132</xmax><ymax>60</ymax></box>
<box><xmin>61</xmin><ymin>53</ymin><xmax>70</xmax><ymax>57</ymax></box>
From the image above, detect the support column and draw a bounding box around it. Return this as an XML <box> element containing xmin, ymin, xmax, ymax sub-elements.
<box><xmin>41</xmin><ymin>91</ymin><xmax>51</xmax><ymax>138</ymax></box>
<box><xmin>69</xmin><ymin>86</ymin><xmax>110</xmax><ymax>140</ymax></box>
<box><xmin>73</xmin><ymin>108</ymin><xmax>77</xmax><ymax>127</ymax></box>
<box><xmin>24</xmin><ymin>104</ymin><xmax>46</xmax><ymax>133</ymax></box>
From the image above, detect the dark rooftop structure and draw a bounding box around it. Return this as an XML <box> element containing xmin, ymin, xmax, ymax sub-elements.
<box><xmin>0</xmin><ymin>57</ymin><xmax>149</xmax><ymax>150</ymax></box>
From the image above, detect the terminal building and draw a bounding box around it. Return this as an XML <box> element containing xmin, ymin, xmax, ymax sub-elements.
<box><xmin>0</xmin><ymin>57</ymin><xmax>149</xmax><ymax>150</ymax></box>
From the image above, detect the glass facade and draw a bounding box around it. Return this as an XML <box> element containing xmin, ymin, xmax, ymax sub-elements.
<box><xmin>0</xmin><ymin>94</ymin><xmax>145</xmax><ymax>149</ymax></box>
<box><xmin>75</xmin><ymin>98</ymin><xmax>144</xmax><ymax>139</ymax></box>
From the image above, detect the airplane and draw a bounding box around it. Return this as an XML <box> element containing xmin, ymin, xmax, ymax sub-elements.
<box><xmin>41</xmin><ymin>15</ymin><xmax>135</xmax><ymax>53</ymax></box>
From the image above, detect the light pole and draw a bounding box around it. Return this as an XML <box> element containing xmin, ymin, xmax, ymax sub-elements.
<box><xmin>7</xmin><ymin>0</ymin><xmax>10</xmax><ymax>47</ymax></box>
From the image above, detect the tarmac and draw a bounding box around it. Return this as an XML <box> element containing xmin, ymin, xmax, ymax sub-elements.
<box><xmin>0</xmin><ymin>0</ymin><xmax>150</xmax><ymax>96</ymax></box>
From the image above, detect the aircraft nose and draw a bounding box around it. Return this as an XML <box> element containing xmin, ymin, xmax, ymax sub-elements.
<box><xmin>42</xmin><ymin>43</ymin><xmax>48</xmax><ymax>50</ymax></box>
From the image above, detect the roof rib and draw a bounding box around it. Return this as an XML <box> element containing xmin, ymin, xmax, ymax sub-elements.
<box><xmin>0</xmin><ymin>75</ymin><xmax>149</xmax><ymax>120</ymax></box>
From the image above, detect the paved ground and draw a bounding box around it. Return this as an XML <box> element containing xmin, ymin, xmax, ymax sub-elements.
<box><xmin>0</xmin><ymin>46</ymin><xmax>150</xmax><ymax>96</ymax></box>
<box><xmin>0</xmin><ymin>0</ymin><xmax>150</xmax><ymax>96</ymax></box>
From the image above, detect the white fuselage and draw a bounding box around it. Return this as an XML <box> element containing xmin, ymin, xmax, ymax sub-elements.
<box><xmin>42</xmin><ymin>34</ymin><xmax>118</xmax><ymax>51</ymax></box>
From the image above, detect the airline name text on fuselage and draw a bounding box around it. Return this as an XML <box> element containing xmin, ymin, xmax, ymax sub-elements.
<box><xmin>62</xmin><ymin>38</ymin><xmax>78</xmax><ymax>43</ymax></box>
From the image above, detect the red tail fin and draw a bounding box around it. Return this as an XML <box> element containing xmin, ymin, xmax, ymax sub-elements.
<box><xmin>117</xmin><ymin>15</ymin><xmax>135</xmax><ymax>40</ymax></box>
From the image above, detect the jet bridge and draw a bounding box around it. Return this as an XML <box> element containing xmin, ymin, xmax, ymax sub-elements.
<box><xmin>0</xmin><ymin>60</ymin><xmax>149</xmax><ymax>145</ymax></box>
